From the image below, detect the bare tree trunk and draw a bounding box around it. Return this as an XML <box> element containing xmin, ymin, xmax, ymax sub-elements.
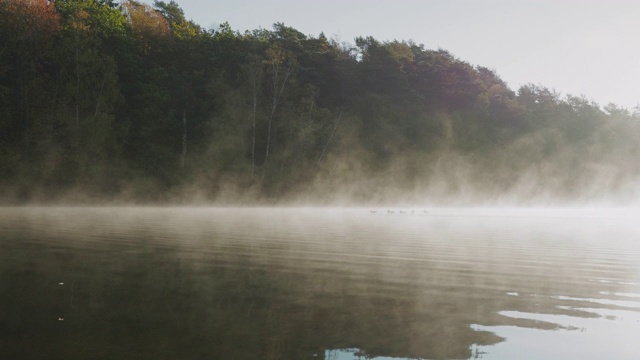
<box><xmin>316</xmin><ymin>112</ymin><xmax>342</xmax><ymax>170</ymax></box>
<box><xmin>262</xmin><ymin>64</ymin><xmax>279</xmax><ymax>177</ymax></box>
<box><xmin>275</xmin><ymin>114</ymin><xmax>295</xmax><ymax>200</ymax></box>
<box><xmin>73</xmin><ymin>1</ymin><xmax>82</xmax><ymax>150</ymax></box>
<box><xmin>244</xmin><ymin>55</ymin><xmax>263</xmax><ymax>183</ymax></box>
<box><xmin>250</xmin><ymin>74</ymin><xmax>258</xmax><ymax>181</ymax></box>
<box><xmin>180</xmin><ymin>109</ymin><xmax>187</xmax><ymax>169</ymax></box>
<box><xmin>24</xmin><ymin>88</ymin><xmax>30</xmax><ymax>165</ymax></box>
<box><xmin>49</xmin><ymin>77</ymin><xmax>60</xmax><ymax>146</ymax></box>
<box><xmin>262</xmin><ymin>62</ymin><xmax>292</xmax><ymax>179</ymax></box>
<box><xmin>297</xmin><ymin>99</ymin><xmax>314</xmax><ymax>155</ymax></box>
<box><xmin>91</xmin><ymin>76</ymin><xmax>106</xmax><ymax>122</ymax></box>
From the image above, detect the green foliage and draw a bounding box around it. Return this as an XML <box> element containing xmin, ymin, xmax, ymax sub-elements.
<box><xmin>54</xmin><ymin>0</ymin><xmax>126</xmax><ymax>39</ymax></box>
<box><xmin>1</xmin><ymin>0</ymin><xmax>639</xmax><ymax>204</ymax></box>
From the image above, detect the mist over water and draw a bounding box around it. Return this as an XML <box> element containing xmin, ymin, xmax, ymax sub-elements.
<box><xmin>3</xmin><ymin>1</ymin><xmax>640</xmax><ymax>358</ymax></box>
<box><xmin>1</xmin><ymin>206</ymin><xmax>639</xmax><ymax>359</ymax></box>
<box><xmin>4</xmin><ymin>2</ymin><xmax>640</xmax><ymax>207</ymax></box>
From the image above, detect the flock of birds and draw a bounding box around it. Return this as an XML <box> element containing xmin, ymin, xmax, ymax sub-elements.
<box><xmin>370</xmin><ymin>209</ymin><xmax>429</xmax><ymax>214</ymax></box>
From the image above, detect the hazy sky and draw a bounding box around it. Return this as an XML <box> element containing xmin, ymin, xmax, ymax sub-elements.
<box><xmin>175</xmin><ymin>0</ymin><xmax>640</xmax><ymax>109</ymax></box>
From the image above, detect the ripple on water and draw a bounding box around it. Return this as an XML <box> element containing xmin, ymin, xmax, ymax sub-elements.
<box><xmin>1</xmin><ymin>207</ymin><xmax>640</xmax><ymax>359</ymax></box>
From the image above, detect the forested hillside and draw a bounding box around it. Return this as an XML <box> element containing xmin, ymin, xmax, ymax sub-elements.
<box><xmin>2</xmin><ymin>0</ymin><xmax>639</xmax><ymax>204</ymax></box>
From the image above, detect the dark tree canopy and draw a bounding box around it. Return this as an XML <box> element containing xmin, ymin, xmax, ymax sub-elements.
<box><xmin>1</xmin><ymin>0</ymin><xmax>639</xmax><ymax>204</ymax></box>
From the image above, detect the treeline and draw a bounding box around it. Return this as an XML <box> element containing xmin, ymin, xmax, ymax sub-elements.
<box><xmin>1</xmin><ymin>0</ymin><xmax>640</xmax><ymax>204</ymax></box>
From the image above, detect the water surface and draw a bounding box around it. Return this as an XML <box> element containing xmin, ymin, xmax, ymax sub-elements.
<box><xmin>1</xmin><ymin>207</ymin><xmax>639</xmax><ymax>359</ymax></box>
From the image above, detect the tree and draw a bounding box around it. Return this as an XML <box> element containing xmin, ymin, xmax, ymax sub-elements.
<box><xmin>0</xmin><ymin>0</ymin><xmax>61</xmax><ymax>168</ymax></box>
<box><xmin>53</xmin><ymin>0</ymin><xmax>125</xmax><ymax>181</ymax></box>
<box><xmin>261</xmin><ymin>43</ymin><xmax>295</xmax><ymax>179</ymax></box>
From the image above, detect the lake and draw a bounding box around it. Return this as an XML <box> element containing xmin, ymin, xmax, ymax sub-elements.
<box><xmin>1</xmin><ymin>207</ymin><xmax>639</xmax><ymax>359</ymax></box>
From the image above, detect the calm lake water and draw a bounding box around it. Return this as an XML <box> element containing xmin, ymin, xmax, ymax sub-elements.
<box><xmin>1</xmin><ymin>207</ymin><xmax>639</xmax><ymax>359</ymax></box>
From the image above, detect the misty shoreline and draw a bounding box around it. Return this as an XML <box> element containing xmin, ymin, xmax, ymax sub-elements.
<box><xmin>3</xmin><ymin>1</ymin><xmax>640</xmax><ymax>208</ymax></box>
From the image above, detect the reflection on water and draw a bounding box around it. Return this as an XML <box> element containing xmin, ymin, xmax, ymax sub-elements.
<box><xmin>0</xmin><ymin>207</ymin><xmax>639</xmax><ymax>359</ymax></box>
<box><xmin>325</xmin><ymin>348</ymin><xmax>415</xmax><ymax>360</ymax></box>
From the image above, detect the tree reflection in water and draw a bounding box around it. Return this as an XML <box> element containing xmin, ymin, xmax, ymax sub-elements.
<box><xmin>0</xmin><ymin>207</ymin><xmax>638</xmax><ymax>359</ymax></box>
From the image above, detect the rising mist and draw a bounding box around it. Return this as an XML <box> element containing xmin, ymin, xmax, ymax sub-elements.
<box><xmin>2</xmin><ymin>0</ymin><xmax>639</xmax><ymax>206</ymax></box>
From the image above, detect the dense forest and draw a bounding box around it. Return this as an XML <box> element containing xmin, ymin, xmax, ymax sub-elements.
<box><xmin>2</xmin><ymin>0</ymin><xmax>640</xmax><ymax>205</ymax></box>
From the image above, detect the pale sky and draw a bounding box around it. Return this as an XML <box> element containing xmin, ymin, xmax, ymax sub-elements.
<box><xmin>175</xmin><ymin>0</ymin><xmax>640</xmax><ymax>109</ymax></box>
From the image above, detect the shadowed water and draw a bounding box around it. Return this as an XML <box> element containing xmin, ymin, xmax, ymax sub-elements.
<box><xmin>1</xmin><ymin>207</ymin><xmax>639</xmax><ymax>359</ymax></box>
